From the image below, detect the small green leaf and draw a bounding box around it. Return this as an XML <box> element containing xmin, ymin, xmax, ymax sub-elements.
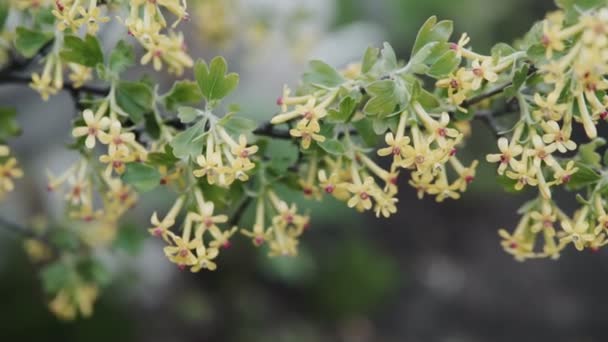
<box><xmin>41</xmin><ymin>261</ymin><xmax>74</xmax><ymax>294</ymax></box>
<box><xmin>412</xmin><ymin>16</ymin><xmax>453</xmax><ymax>57</ymax></box>
<box><xmin>318</xmin><ymin>139</ymin><xmax>345</xmax><ymax>156</ymax></box>
<box><xmin>194</xmin><ymin>57</ymin><xmax>239</xmax><ymax>103</ymax></box>
<box><xmin>327</xmin><ymin>96</ymin><xmax>357</xmax><ymax>123</ymax></box>
<box><xmin>361</xmin><ymin>46</ymin><xmax>380</xmax><ymax>73</ymax></box>
<box><xmin>491</xmin><ymin>43</ymin><xmax>516</xmax><ymax>61</ymax></box>
<box><xmin>163</xmin><ymin>81</ymin><xmax>204</xmax><ymax>112</ymax></box>
<box><xmin>566</xmin><ymin>162</ymin><xmax>602</xmax><ymax>190</ymax></box>
<box><xmin>0</xmin><ymin>107</ymin><xmax>21</xmax><ymax>141</ymax></box>
<box><xmin>496</xmin><ymin>174</ymin><xmax>520</xmax><ymax>193</ymax></box>
<box><xmin>115</xmin><ymin>81</ymin><xmax>154</xmax><ymax>123</ymax></box>
<box><xmin>77</xmin><ymin>257</ymin><xmax>111</xmax><ymax>286</ymax></box>
<box><xmin>363</xmin><ymin>80</ymin><xmax>407</xmax><ymax>116</ymax></box>
<box><xmin>122</xmin><ymin>163</ymin><xmax>162</xmax><ymax>192</ymax></box>
<box><xmin>147</xmin><ymin>145</ymin><xmax>181</xmax><ymax>166</ymax></box>
<box><xmin>109</xmin><ymin>40</ymin><xmax>135</xmax><ymax>75</ymax></box>
<box><xmin>265</xmin><ymin>139</ymin><xmax>299</xmax><ymax>174</ymax></box>
<box><xmin>144</xmin><ymin>112</ymin><xmax>161</xmax><ymax>140</ymax></box>
<box><xmin>427</xmin><ymin>50</ymin><xmax>460</xmax><ymax>78</ymax></box>
<box><xmin>504</xmin><ymin>64</ymin><xmax>530</xmax><ymax>98</ymax></box>
<box><xmin>578</xmin><ymin>138</ymin><xmax>606</xmax><ymax>169</ymax></box>
<box><xmin>303</xmin><ymin>60</ymin><xmax>345</xmax><ymax>87</ymax></box>
<box><xmin>352</xmin><ymin>119</ymin><xmax>378</xmax><ymax>147</ymax></box>
<box><xmin>177</xmin><ymin>106</ymin><xmax>200</xmax><ymax>124</ymax></box>
<box><xmin>14</xmin><ymin>27</ymin><xmax>53</xmax><ymax>58</ymax></box>
<box><xmin>0</xmin><ymin>3</ymin><xmax>9</xmax><ymax>29</ymax></box>
<box><xmin>60</xmin><ymin>34</ymin><xmax>103</xmax><ymax>67</ymax></box>
<box><xmin>170</xmin><ymin>120</ymin><xmax>206</xmax><ymax>160</ymax></box>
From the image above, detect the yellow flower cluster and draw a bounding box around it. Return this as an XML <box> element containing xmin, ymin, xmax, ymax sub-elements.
<box><xmin>288</xmin><ymin>102</ymin><xmax>477</xmax><ymax>218</ymax></box>
<box><xmin>193</xmin><ymin>125</ymin><xmax>258</xmax><ymax>187</ymax></box>
<box><xmin>52</xmin><ymin>0</ymin><xmax>110</xmax><ymax>35</ymax></box>
<box><xmin>49</xmin><ymin>282</ymin><xmax>99</xmax><ymax>321</ymax></box>
<box><xmin>123</xmin><ymin>0</ymin><xmax>193</xmax><ymax>75</ymax></box>
<box><xmin>71</xmin><ymin>102</ymin><xmax>148</xmax><ymax>175</ymax></box>
<box><xmin>436</xmin><ymin>33</ymin><xmax>518</xmax><ymax>108</ymax></box>
<box><xmin>241</xmin><ymin>190</ymin><xmax>309</xmax><ymax>257</ymax></box>
<box><xmin>47</xmin><ymin>159</ymin><xmax>137</xmax><ymax>245</ymax></box>
<box><xmin>494</xmin><ymin>8</ymin><xmax>608</xmax><ymax>260</ymax></box>
<box><xmin>271</xmin><ymin>86</ymin><xmax>338</xmax><ymax>149</ymax></box>
<box><xmin>499</xmin><ymin>196</ymin><xmax>608</xmax><ymax>261</ymax></box>
<box><xmin>0</xmin><ymin>145</ymin><xmax>23</xmax><ymax>200</ymax></box>
<box><xmin>149</xmin><ymin>189</ymin><xmax>238</xmax><ymax>271</ymax></box>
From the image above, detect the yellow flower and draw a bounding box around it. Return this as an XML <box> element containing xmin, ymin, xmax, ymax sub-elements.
<box><xmin>560</xmin><ymin>219</ymin><xmax>594</xmax><ymax>251</ymax></box>
<box><xmin>72</xmin><ymin>108</ymin><xmax>110</xmax><ymax>149</ymax></box>
<box><xmin>468</xmin><ymin>58</ymin><xmax>498</xmax><ymax>90</ymax></box>
<box><xmin>541</xmin><ymin>120</ymin><xmax>576</xmax><ymax>153</ymax></box>
<box><xmin>98</xmin><ymin>120</ymin><xmax>136</xmax><ymax>155</ymax></box>
<box><xmin>532</xmin><ymin>93</ymin><xmax>568</xmax><ymax>121</ymax></box>
<box><xmin>486</xmin><ymin>137</ymin><xmax>523</xmax><ymax>175</ymax></box>
<box><xmin>377</xmin><ymin>132</ymin><xmax>411</xmax><ymax>159</ymax></box>
<box><xmin>436</xmin><ymin>67</ymin><xmax>472</xmax><ymax>106</ymax></box>
<box><xmin>346</xmin><ymin>176</ymin><xmax>375</xmax><ymax>211</ymax></box>
<box><xmin>0</xmin><ymin>158</ymin><xmax>23</xmax><ymax>195</ymax></box>
<box><xmin>289</xmin><ymin>120</ymin><xmax>326</xmax><ymax>149</ymax></box>
<box><xmin>506</xmin><ymin>161</ymin><xmax>538</xmax><ymax>191</ymax></box>
<box><xmin>164</xmin><ymin>235</ymin><xmax>198</xmax><ymax>268</ymax></box>
<box><xmin>191</xmin><ymin>245</ymin><xmax>220</xmax><ymax>272</ymax></box>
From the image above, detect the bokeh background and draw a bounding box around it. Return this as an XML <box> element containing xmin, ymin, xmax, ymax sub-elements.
<box><xmin>3</xmin><ymin>0</ymin><xmax>607</xmax><ymax>341</ymax></box>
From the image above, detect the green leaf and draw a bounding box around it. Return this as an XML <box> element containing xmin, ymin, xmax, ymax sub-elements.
<box><xmin>14</xmin><ymin>27</ymin><xmax>53</xmax><ymax>58</ymax></box>
<box><xmin>318</xmin><ymin>139</ymin><xmax>345</xmax><ymax>156</ymax></box>
<box><xmin>41</xmin><ymin>261</ymin><xmax>73</xmax><ymax>294</ymax></box>
<box><xmin>220</xmin><ymin>115</ymin><xmax>257</xmax><ymax>135</ymax></box>
<box><xmin>491</xmin><ymin>43</ymin><xmax>516</xmax><ymax>61</ymax></box>
<box><xmin>170</xmin><ymin>120</ymin><xmax>206</xmax><ymax>160</ymax></box>
<box><xmin>408</xmin><ymin>42</ymin><xmax>439</xmax><ymax>74</ymax></box>
<box><xmin>556</xmin><ymin>0</ymin><xmax>607</xmax><ymax>23</ymax></box>
<box><xmin>147</xmin><ymin>145</ymin><xmax>181</xmax><ymax>166</ymax></box>
<box><xmin>327</xmin><ymin>96</ymin><xmax>357</xmax><ymax>123</ymax></box>
<box><xmin>115</xmin><ymin>81</ymin><xmax>154</xmax><ymax>123</ymax></box>
<box><xmin>77</xmin><ymin>257</ymin><xmax>111</xmax><ymax>286</ymax></box>
<box><xmin>121</xmin><ymin>163</ymin><xmax>162</xmax><ymax>192</ymax></box>
<box><xmin>177</xmin><ymin>106</ymin><xmax>200</xmax><ymax>124</ymax></box>
<box><xmin>163</xmin><ymin>81</ymin><xmax>204</xmax><ymax>112</ymax></box>
<box><xmin>0</xmin><ymin>108</ymin><xmax>21</xmax><ymax>141</ymax></box>
<box><xmin>361</xmin><ymin>46</ymin><xmax>380</xmax><ymax>73</ymax></box>
<box><xmin>504</xmin><ymin>64</ymin><xmax>530</xmax><ymax>98</ymax></box>
<box><xmin>578</xmin><ymin>138</ymin><xmax>606</xmax><ymax>169</ymax></box>
<box><xmin>113</xmin><ymin>222</ymin><xmax>146</xmax><ymax>256</ymax></box>
<box><xmin>194</xmin><ymin>57</ymin><xmax>239</xmax><ymax>103</ymax></box>
<box><xmin>363</xmin><ymin>80</ymin><xmax>407</xmax><ymax>116</ymax></box>
<box><xmin>303</xmin><ymin>60</ymin><xmax>345</xmax><ymax>87</ymax></box>
<box><xmin>264</xmin><ymin>139</ymin><xmax>299</xmax><ymax>174</ymax></box>
<box><xmin>352</xmin><ymin>119</ymin><xmax>378</xmax><ymax>147</ymax></box>
<box><xmin>427</xmin><ymin>50</ymin><xmax>460</xmax><ymax>78</ymax></box>
<box><xmin>0</xmin><ymin>3</ymin><xmax>9</xmax><ymax>29</ymax></box>
<box><xmin>566</xmin><ymin>162</ymin><xmax>602</xmax><ymax>190</ymax></box>
<box><xmin>412</xmin><ymin>16</ymin><xmax>453</xmax><ymax>57</ymax></box>
<box><xmin>109</xmin><ymin>40</ymin><xmax>135</xmax><ymax>75</ymax></box>
<box><xmin>60</xmin><ymin>34</ymin><xmax>103</xmax><ymax>67</ymax></box>
<box><xmin>496</xmin><ymin>174</ymin><xmax>520</xmax><ymax>193</ymax></box>
<box><xmin>144</xmin><ymin>112</ymin><xmax>161</xmax><ymax>139</ymax></box>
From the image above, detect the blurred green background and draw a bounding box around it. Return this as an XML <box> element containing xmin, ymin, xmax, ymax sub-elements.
<box><xmin>5</xmin><ymin>0</ymin><xmax>608</xmax><ymax>341</ymax></box>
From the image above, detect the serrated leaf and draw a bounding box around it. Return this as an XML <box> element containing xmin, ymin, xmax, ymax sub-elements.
<box><xmin>408</xmin><ymin>41</ymin><xmax>439</xmax><ymax>74</ymax></box>
<box><xmin>14</xmin><ymin>27</ymin><xmax>53</xmax><ymax>58</ymax></box>
<box><xmin>147</xmin><ymin>145</ymin><xmax>181</xmax><ymax>167</ymax></box>
<box><xmin>115</xmin><ymin>81</ymin><xmax>154</xmax><ymax>123</ymax></box>
<box><xmin>109</xmin><ymin>40</ymin><xmax>134</xmax><ymax>75</ymax></box>
<box><xmin>113</xmin><ymin>222</ymin><xmax>146</xmax><ymax>256</ymax></box>
<box><xmin>303</xmin><ymin>60</ymin><xmax>345</xmax><ymax>87</ymax></box>
<box><xmin>194</xmin><ymin>57</ymin><xmax>239</xmax><ymax>103</ymax></box>
<box><xmin>163</xmin><ymin>81</ymin><xmax>204</xmax><ymax>112</ymax></box>
<box><xmin>121</xmin><ymin>163</ymin><xmax>162</xmax><ymax>192</ymax></box>
<box><xmin>265</xmin><ymin>139</ymin><xmax>299</xmax><ymax>174</ymax></box>
<box><xmin>578</xmin><ymin>138</ymin><xmax>606</xmax><ymax>169</ymax></box>
<box><xmin>363</xmin><ymin>80</ymin><xmax>407</xmax><ymax>116</ymax></box>
<box><xmin>352</xmin><ymin>119</ymin><xmax>378</xmax><ymax>147</ymax></box>
<box><xmin>504</xmin><ymin>64</ymin><xmax>530</xmax><ymax>99</ymax></box>
<box><xmin>170</xmin><ymin>120</ymin><xmax>206</xmax><ymax>160</ymax></box>
<box><xmin>60</xmin><ymin>34</ymin><xmax>103</xmax><ymax>67</ymax></box>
